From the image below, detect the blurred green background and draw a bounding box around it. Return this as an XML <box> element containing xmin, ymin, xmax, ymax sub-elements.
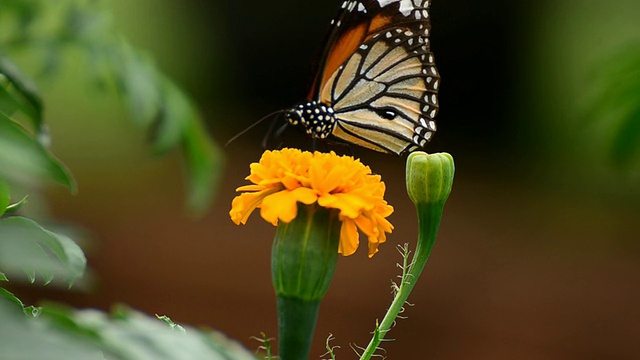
<box><xmin>3</xmin><ymin>0</ymin><xmax>640</xmax><ymax>358</ymax></box>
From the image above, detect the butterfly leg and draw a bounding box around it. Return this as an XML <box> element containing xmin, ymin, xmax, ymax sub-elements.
<box><xmin>262</xmin><ymin>116</ymin><xmax>289</xmax><ymax>150</ymax></box>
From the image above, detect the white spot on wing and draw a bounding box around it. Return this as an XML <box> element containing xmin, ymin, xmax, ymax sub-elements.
<box><xmin>376</xmin><ymin>0</ymin><xmax>415</xmax><ymax>16</ymax></box>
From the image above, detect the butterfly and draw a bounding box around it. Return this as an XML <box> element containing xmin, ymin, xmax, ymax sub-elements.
<box><xmin>284</xmin><ymin>0</ymin><xmax>440</xmax><ymax>155</ymax></box>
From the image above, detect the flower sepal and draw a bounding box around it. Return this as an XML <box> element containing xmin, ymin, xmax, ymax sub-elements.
<box><xmin>272</xmin><ymin>203</ymin><xmax>341</xmax><ymax>360</ymax></box>
<box><xmin>272</xmin><ymin>203</ymin><xmax>340</xmax><ymax>301</ymax></box>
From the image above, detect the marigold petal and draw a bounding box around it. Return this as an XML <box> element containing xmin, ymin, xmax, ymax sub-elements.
<box><xmin>339</xmin><ymin>219</ymin><xmax>359</xmax><ymax>256</ymax></box>
<box><xmin>353</xmin><ymin>215</ymin><xmax>376</xmax><ymax>238</ymax></box>
<box><xmin>260</xmin><ymin>191</ymin><xmax>299</xmax><ymax>225</ymax></box>
<box><xmin>256</xmin><ymin>178</ymin><xmax>281</xmax><ymax>186</ymax></box>
<box><xmin>319</xmin><ymin>193</ymin><xmax>372</xmax><ymax>218</ymax></box>
<box><xmin>260</xmin><ymin>187</ymin><xmax>318</xmax><ymax>225</ymax></box>
<box><xmin>281</xmin><ymin>174</ymin><xmax>301</xmax><ymax>190</ymax></box>
<box><xmin>235</xmin><ymin>184</ymin><xmax>265</xmax><ymax>192</ymax></box>
<box><xmin>367</xmin><ymin>241</ymin><xmax>380</xmax><ymax>258</ymax></box>
<box><xmin>229</xmin><ymin>188</ymin><xmax>276</xmax><ymax>225</ymax></box>
<box><xmin>290</xmin><ymin>187</ymin><xmax>320</xmax><ymax>205</ymax></box>
<box><xmin>309</xmin><ymin>159</ymin><xmax>340</xmax><ymax>193</ymax></box>
<box><xmin>374</xmin><ymin>213</ymin><xmax>395</xmax><ymax>233</ymax></box>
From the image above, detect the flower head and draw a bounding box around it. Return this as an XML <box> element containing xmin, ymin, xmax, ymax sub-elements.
<box><xmin>230</xmin><ymin>148</ymin><xmax>394</xmax><ymax>257</ymax></box>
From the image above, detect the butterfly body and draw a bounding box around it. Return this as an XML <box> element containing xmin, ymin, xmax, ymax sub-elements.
<box><xmin>284</xmin><ymin>101</ymin><xmax>336</xmax><ymax>139</ymax></box>
<box><xmin>286</xmin><ymin>0</ymin><xmax>440</xmax><ymax>156</ymax></box>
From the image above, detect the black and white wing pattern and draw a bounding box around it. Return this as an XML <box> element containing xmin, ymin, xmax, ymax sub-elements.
<box><xmin>284</xmin><ymin>0</ymin><xmax>440</xmax><ymax>155</ymax></box>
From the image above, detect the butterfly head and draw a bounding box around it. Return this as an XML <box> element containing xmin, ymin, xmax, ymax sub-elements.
<box><xmin>284</xmin><ymin>101</ymin><xmax>336</xmax><ymax>139</ymax></box>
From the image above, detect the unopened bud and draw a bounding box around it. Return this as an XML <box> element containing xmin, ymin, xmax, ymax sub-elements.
<box><xmin>406</xmin><ymin>152</ymin><xmax>455</xmax><ymax>206</ymax></box>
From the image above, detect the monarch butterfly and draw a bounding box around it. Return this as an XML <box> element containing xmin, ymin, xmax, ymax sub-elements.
<box><xmin>284</xmin><ymin>0</ymin><xmax>440</xmax><ymax>155</ymax></box>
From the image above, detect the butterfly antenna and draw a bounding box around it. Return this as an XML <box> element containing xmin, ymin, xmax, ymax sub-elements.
<box><xmin>261</xmin><ymin>115</ymin><xmax>281</xmax><ymax>149</ymax></box>
<box><xmin>225</xmin><ymin>109</ymin><xmax>286</xmax><ymax>147</ymax></box>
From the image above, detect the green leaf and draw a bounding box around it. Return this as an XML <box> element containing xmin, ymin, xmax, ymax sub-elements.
<box><xmin>611</xmin><ymin>104</ymin><xmax>640</xmax><ymax>165</ymax></box>
<box><xmin>589</xmin><ymin>48</ymin><xmax>640</xmax><ymax>166</ymax></box>
<box><xmin>0</xmin><ymin>79</ymin><xmax>22</xmax><ymax>116</ymax></box>
<box><xmin>117</xmin><ymin>46</ymin><xmax>162</xmax><ymax>128</ymax></box>
<box><xmin>70</xmin><ymin>306</ymin><xmax>257</xmax><ymax>360</ymax></box>
<box><xmin>0</xmin><ymin>179</ymin><xmax>9</xmax><ymax>217</ymax></box>
<box><xmin>0</xmin><ymin>294</ymin><xmax>255</xmax><ymax>360</ymax></box>
<box><xmin>0</xmin><ymin>216</ymin><xmax>86</xmax><ymax>286</ymax></box>
<box><xmin>155</xmin><ymin>314</ymin><xmax>186</xmax><ymax>333</ymax></box>
<box><xmin>4</xmin><ymin>195</ymin><xmax>29</xmax><ymax>215</ymax></box>
<box><xmin>0</xmin><ymin>287</ymin><xmax>40</xmax><ymax>318</ymax></box>
<box><xmin>183</xmin><ymin>119</ymin><xmax>224</xmax><ymax>214</ymax></box>
<box><xmin>153</xmin><ymin>80</ymin><xmax>189</xmax><ymax>154</ymax></box>
<box><xmin>0</xmin><ymin>288</ymin><xmax>24</xmax><ymax>311</ymax></box>
<box><xmin>0</xmin><ymin>272</ymin><xmax>7</xmax><ymax>281</ymax></box>
<box><xmin>0</xmin><ymin>297</ymin><xmax>104</xmax><ymax>360</ymax></box>
<box><xmin>0</xmin><ymin>55</ymin><xmax>44</xmax><ymax>133</ymax></box>
<box><xmin>1</xmin><ymin>1</ymin><xmax>223</xmax><ymax>212</ymax></box>
<box><xmin>0</xmin><ymin>112</ymin><xmax>75</xmax><ymax>191</ymax></box>
<box><xmin>114</xmin><ymin>59</ymin><xmax>223</xmax><ymax>214</ymax></box>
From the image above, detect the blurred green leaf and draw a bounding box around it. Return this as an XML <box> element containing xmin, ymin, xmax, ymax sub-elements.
<box><xmin>155</xmin><ymin>314</ymin><xmax>186</xmax><ymax>333</ymax></box>
<box><xmin>611</xmin><ymin>105</ymin><xmax>640</xmax><ymax>164</ymax></box>
<box><xmin>154</xmin><ymin>80</ymin><xmax>189</xmax><ymax>154</ymax></box>
<box><xmin>0</xmin><ymin>272</ymin><xmax>7</xmax><ymax>281</ymax></box>
<box><xmin>0</xmin><ymin>287</ymin><xmax>40</xmax><ymax>317</ymax></box>
<box><xmin>0</xmin><ymin>216</ymin><xmax>86</xmax><ymax>286</ymax></box>
<box><xmin>1</xmin><ymin>299</ymin><xmax>256</xmax><ymax>360</ymax></box>
<box><xmin>115</xmin><ymin>45</ymin><xmax>162</xmax><ymax>128</ymax></box>
<box><xmin>115</xmin><ymin>60</ymin><xmax>222</xmax><ymax>214</ymax></box>
<box><xmin>4</xmin><ymin>195</ymin><xmax>29</xmax><ymax>215</ymax></box>
<box><xmin>0</xmin><ymin>287</ymin><xmax>27</xmax><ymax>312</ymax></box>
<box><xmin>0</xmin><ymin>179</ymin><xmax>9</xmax><ymax>217</ymax></box>
<box><xmin>183</xmin><ymin>119</ymin><xmax>224</xmax><ymax>214</ymax></box>
<box><xmin>2</xmin><ymin>0</ymin><xmax>223</xmax><ymax>212</ymax></box>
<box><xmin>590</xmin><ymin>47</ymin><xmax>640</xmax><ymax>166</ymax></box>
<box><xmin>0</xmin><ymin>297</ymin><xmax>105</xmax><ymax>360</ymax></box>
<box><xmin>69</xmin><ymin>306</ymin><xmax>257</xmax><ymax>360</ymax></box>
<box><xmin>0</xmin><ymin>112</ymin><xmax>75</xmax><ymax>190</ymax></box>
<box><xmin>0</xmin><ymin>55</ymin><xmax>44</xmax><ymax>133</ymax></box>
<box><xmin>108</xmin><ymin>49</ymin><xmax>223</xmax><ymax>213</ymax></box>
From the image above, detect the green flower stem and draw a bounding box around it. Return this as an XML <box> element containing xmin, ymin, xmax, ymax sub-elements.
<box><xmin>276</xmin><ymin>296</ymin><xmax>321</xmax><ymax>360</ymax></box>
<box><xmin>360</xmin><ymin>152</ymin><xmax>454</xmax><ymax>360</ymax></box>
<box><xmin>272</xmin><ymin>204</ymin><xmax>341</xmax><ymax>360</ymax></box>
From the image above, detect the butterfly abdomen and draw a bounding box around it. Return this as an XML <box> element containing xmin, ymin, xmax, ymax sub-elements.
<box><xmin>285</xmin><ymin>101</ymin><xmax>337</xmax><ymax>139</ymax></box>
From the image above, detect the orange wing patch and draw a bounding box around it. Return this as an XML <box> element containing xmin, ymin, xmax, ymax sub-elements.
<box><xmin>315</xmin><ymin>24</ymin><xmax>367</xmax><ymax>98</ymax></box>
<box><xmin>308</xmin><ymin>13</ymin><xmax>395</xmax><ymax>101</ymax></box>
<box><xmin>367</xmin><ymin>13</ymin><xmax>393</xmax><ymax>37</ymax></box>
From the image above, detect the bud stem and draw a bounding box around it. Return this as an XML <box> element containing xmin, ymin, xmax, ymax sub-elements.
<box><xmin>359</xmin><ymin>203</ymin><xmax>444</xmax><ymax>360</ymax></box>
<box><xmin>360</xmin><ymin>152</ymin><xmax>454</xmax><ymax>360</ymax></box>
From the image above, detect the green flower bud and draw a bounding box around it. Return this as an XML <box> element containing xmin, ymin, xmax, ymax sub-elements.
<box><xmin>406</xmin><ymin>152</ymin><xmax>455</xmax><ymax>206</ymax></box>
<box><xmin>405</xmin><ymin>151</ymin><xmax>455</xmax><ymax>301</ymax></box>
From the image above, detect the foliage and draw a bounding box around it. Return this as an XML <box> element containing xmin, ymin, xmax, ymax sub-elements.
<box><xmin>0</xmin><ymin>63</ymin><xmax>75</xmax><ymax>190</ymax></box>
<box><xmin>589</xmin><ymin>47</ymin><xmax>640</xmax><ymax>166</ymax></box>
<box><xmin>0</xmin><ymin>215</ymin><xmax>86</xmax><ymax>286</ymax></box>
<box><xmin>0</xmin><ymin>1</ymin><xmax>257</xmax><ymax>359</ymax></box>
<box><xmin>0</xmin><ymin>0</ymin><xmax>223</xmax><ymax>212</ymax></box>
<box><xmin>0</xmin><ymin>293</ymin><xmax>256</xmax><ymax>360</ymax></box>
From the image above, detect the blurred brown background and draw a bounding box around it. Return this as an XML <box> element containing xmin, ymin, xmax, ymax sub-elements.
<box><xmin>8</xmin><ymin>0</ymin><xmax>640</xmax><ymax>359</ymax></box>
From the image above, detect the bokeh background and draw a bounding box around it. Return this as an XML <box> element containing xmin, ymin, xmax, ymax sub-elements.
<box><xmin>6</xmin><ymin>0</ymin><xmax>640</xmax><ymax>358</ymax></box>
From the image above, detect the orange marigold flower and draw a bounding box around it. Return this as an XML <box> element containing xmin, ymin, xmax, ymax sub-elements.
<box><xmin>230</xmin><ymin>148</ymin><xmax>394</xmax><ymax>257</ymax></box>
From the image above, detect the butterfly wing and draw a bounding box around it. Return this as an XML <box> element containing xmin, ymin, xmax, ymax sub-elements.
<box><xmin>313</xmin><ymin>0</ymin><xmax>439</xmax><ymax>155</ymax></box>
